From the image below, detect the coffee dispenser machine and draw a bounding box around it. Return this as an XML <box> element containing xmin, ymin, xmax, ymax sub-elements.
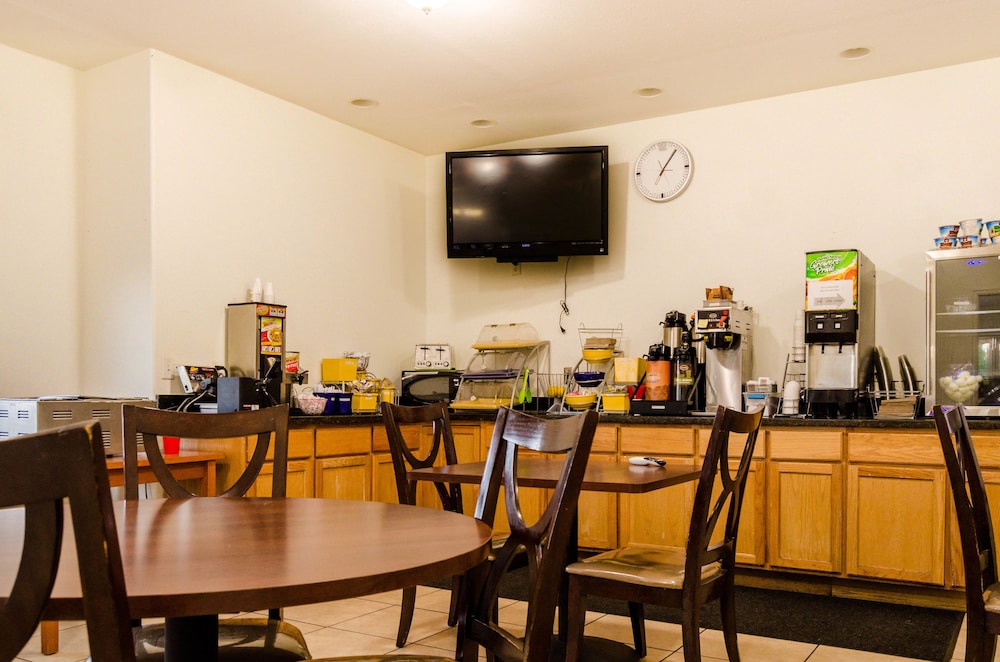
<box><xmin>803</xmin><ymin>249</ymin><xmax>875</xmax><ymax>418</ymax></box>
<box><xmin>694</xmin><ymin>301</ymin><xmax>753</xmax><ymax>412</ymax></box>
<box><xmin>226</xmin><ymin>302</ymin><xmax>287</xmax><ymax>405</ymax></box>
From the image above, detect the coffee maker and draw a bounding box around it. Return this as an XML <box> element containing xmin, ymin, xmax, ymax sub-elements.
<box><xmin>803</xmin><ymin>249</ymin><xmax>875</xmax><ymax>418</ymax></box>
<box><xmin>694</xmin><ymin>301</ymin><xmax>753</xmax><ymax>412</ymax></box>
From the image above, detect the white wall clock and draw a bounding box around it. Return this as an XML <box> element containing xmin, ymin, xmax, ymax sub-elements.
<box><xmin>634</xmin><ymin>140</ymin><xmax>693</xmax><ymax>202</ymax></box>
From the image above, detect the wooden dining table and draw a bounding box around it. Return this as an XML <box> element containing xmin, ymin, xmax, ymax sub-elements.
<box><xmin>0</xmin><ymin>497</ymin><xmax>492</xmax><ymax>662</ymax></box>
<box><xmin>408</xmin><ymin>455</ymin><xmax>701</xmax><ymax>637</ymax></box>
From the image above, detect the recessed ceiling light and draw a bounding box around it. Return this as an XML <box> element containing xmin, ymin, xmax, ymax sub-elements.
<box><xmin>840</xmin><ymin>47</ymin><xmax>871</xmax><ymax>60</ymax></box>
<box><xmin>408</xmin><ymin>0</ymin><xmax>448</xmax><ymax>13</ymax></box>
<box><xmin>350</xmin><ymin>98</ymin><xmax>379</xmax><ymax>108</ymax></box>
<box><xmin>471</xmin><ymin>119</ymin><xmax>497</xmax><ymax>128</ymax></box>
<box><xmin>635</xmin><ymin>87</ymin><xmax>663</xmax><ymax>98</ymax></box>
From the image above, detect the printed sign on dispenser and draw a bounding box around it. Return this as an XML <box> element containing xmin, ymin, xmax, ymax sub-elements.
<box><xmin>805</xmin><ymin>250</ymin><xmax>859</xmax><ymax>311</ymax></box>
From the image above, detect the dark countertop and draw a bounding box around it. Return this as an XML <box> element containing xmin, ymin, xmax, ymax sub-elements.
<box><xmin>291</xmin><ymin>410</ymin><xmax>1000</xmax><ymax>431</ymax></box>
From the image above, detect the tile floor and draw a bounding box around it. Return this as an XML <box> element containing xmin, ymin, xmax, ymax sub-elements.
<box><xmin>14</xmin><ymin>585</ymin><xmax>985</xmax><ymax>661</ymax></box>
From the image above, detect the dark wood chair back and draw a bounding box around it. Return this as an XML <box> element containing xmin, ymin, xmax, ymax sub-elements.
<box><xmin>382</xmin><ymin>402</ymin><xmax>462</xmax><ymax>512</ymax></box>
<box><xmin>460</xmin><ymin>407</ymin><xmax>598</xmax><ymax>662</ymax></box>
<box><xmin>122</xmin><ymin>404</ymin><xmax>290</xmax><ymax>500</ymax></box>
<box><xmin>686</xmin><ymin>405</ymin><xmax>764</xmax><ymax>591</ymax></box>
<box><xmin>934</xmin><ymin>404</ymin><xmax>1000</xmax><ymax>661</ymax></box>
<box><xmin>0</xmin><ymin>421</ymin><xmax>135</xmax><ymax>662</ymax></box>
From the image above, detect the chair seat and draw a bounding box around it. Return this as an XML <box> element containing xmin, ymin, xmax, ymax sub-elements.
<box><xmin>565</xmin><ymin>544</ymin><xmax>723</xmax><ymax>588</ymax></box>
<box><xmin>134</xmin><ymin>617</ymin><xmax>310</xmax><ymax>661</ymax></box>
<box><xmin>985</xmin><ymin>583</ymin><xmax>1000</xmax><ymax>614</ymax></box>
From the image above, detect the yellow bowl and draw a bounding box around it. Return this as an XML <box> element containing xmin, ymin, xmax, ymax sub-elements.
<box><xmin>547</xmin><ymin>384</ymin><xmax>566</xmax><ymax>398</ymax></box>
<box><xmin>582</xmin><ymin>348</ymin><xmax>614</xmax><ymax>362</ymax></box>
<box><xmin>564</xmin><ymin>393</ymin><xmax>596</xmax><ymax>410</ymax></box>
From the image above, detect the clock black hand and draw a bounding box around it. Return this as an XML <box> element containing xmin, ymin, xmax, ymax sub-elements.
<box><xmin>654</xmin><ymin>149</ymin><xmax>677</xmax><ymax>184</ymax></box>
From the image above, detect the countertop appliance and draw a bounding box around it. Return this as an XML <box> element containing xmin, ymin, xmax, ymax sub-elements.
<box><xmin>803</xmin><ymin>249</ymin><xmax>876</xmax><ymax>418</ymax></box>
<box><xmin>695</xmin><ymin>301</ymin><xmax>753</xmax><ymax>412</ymax></box>
<box><xmin>926</xmin><ymin>244</ymin><xmax>1000</xmax><ymax>417</ymax></box>
<box><xmin>400</xmin><ymin>370</ymin><xmax>462</xmax><ymax>406</ymax></box>
<box><xmin>226</xmin><ymin>302</ymin><xmax>286</xmax><ymax>405</ymax></box>
<box><xmin>0</xmin><ymin>396</ymin><xmax>155</xmax><ymax>456</ymax></box>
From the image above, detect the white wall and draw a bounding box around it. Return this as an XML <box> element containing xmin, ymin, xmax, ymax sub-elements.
<box><xmin>146</xmin><ymin>52</ymin><xmax>427</xmax><ymax>396</ymax></box>
<box><xmin>78</xmin><ymin>52</ymin><xmax>152</xmax><ymax>397</ymax></box>
<box><xmin>0</xmin><ymin>44</ymin><xmax>79</xmax><ymax>397</ymax></box>
<box><xmin>426</xmin><ymin>58</ymin><xmax>1000</xmax><ymax>386</ymax></box>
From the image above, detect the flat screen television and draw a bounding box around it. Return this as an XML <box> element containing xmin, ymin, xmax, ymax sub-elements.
<box><xmin>446</xmin><ymin>145</ymin><xmax>609</xmax><ymax>263</ymax></box>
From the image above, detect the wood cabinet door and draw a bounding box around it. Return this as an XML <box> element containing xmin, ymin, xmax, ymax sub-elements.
<box><xmin>372</xmin><ymin>452</ymin><xmax>398</xmax><ymax>504</ymax></box>
<box><xmin>946</xmin><ymin>469</ymin><xmax>1000</xmax><ymax>587</ymax></box>
<box><xmin>252</xmin><ymin>459</ymin><xmax>314</xmax><ymax>498</ymax></box>
<box><xmin>846</xmin><ymin>464</ymin><xmax>946</xmax><ymax>585</ymax></box>
<box><xmin>414</xmin><ymin>422</ymin><xmax>480</xmax><ymax>510</ymax></box>
<box><xmin>709</xmin><ymin>459</ymin><xmax>765</xmax><ymax>566</ymax></box>
<box><xmin>315</xmin><ymin>455</ymin><xmax>372</xmax><ymax>501</ymax></box>
<box><xmin>767</xmin><ymin>461</ymin><xmax>843</xmax><ymax>573</ymax></box>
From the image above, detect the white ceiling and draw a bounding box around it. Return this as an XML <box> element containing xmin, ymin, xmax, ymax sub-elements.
<box><xmin>3</xmin><ymin>0</ymin><xmax>1000</xmax><ymax>155</ymax></box>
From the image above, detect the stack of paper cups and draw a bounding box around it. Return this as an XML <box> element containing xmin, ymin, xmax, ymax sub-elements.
<box><xmin>782</xmin><ymin>379</ymin><xmax>800</xmax><ymax>415</ymax></box>
<box><xmin>792</xmin><ymin>309</ymin><xmax>806</xmax><ymax>362</ymax></box>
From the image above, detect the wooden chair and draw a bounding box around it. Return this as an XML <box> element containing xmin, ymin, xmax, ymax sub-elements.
<box><xmin>934</xmin><ymin>404</ymin><xmax>1000</xmax><ymax>662</ymax></box>
<box><xmin>382</xmin><ymin>402</ymin><xmax>465</xmax><ymax>646</ymax></box>
<box><xmin>456</xmin><ymin>407</ymin><xmax>634</xmax><ymax>662</ymax></box>
<box><xmin>122</xmin><ymin>404</ymin><xmax>310</xmax><ymax>662</ymax></box>
<box><xmin>0</xmin><ymin>421</ymin><xmax>136</xmax><ymax>662</ymax></box>
<box><xmin>564</xmin><ymin>406</ymin><xmax>764</xmax><ymax>662</ymax></box>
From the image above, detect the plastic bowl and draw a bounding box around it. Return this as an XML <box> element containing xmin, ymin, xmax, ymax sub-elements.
<box><xmin>297</xmin><ymin>395</ymin><xmax>327</xmax><ymax>415</ymax></box>
<box><xmin>582</xmin><ymin>348</ymin><xmax>614</xmax><ymax>362</ymax></box>
<box><xmin>574</xmin><ymin>371</ymin><xmax>605</xmax><ymax>387</ymax></box>
<box><xmin>565</xmin><ymin>393</ymin><xmax>597</xmax><ymax>410</ymax></box>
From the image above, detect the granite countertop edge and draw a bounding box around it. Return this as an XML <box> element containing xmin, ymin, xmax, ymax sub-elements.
<box><xmin>290</xmin><ymin>411</ymin><xmax>1000</xmax><ymax>431</ymax></box>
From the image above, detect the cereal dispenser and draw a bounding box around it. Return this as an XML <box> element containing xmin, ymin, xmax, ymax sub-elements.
<box><xmin>226</xmin><ymin>302</ymin><xmax>287</xmax><ymax>405</ymax></box>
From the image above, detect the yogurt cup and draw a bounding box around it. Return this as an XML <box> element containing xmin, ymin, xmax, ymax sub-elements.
<box><xmin>960</xmin><ymin>218</ymin><xmax>983</xmax><ymax>237</ymax></box>
<box><xmin>935</xmin><ymin>237</ymin><xmax>957</xmax><ymax>249</ymax></box>
<box><xmin>938</xmin><ymin>224</ymin><xmax>960</xmax><ymax>238</ymax></box>
<box><xmin>987</xmin><ymin>220</ymin><xmax>1000</xmax><ymax>241</ymax></box>
<box><xmin>958</xmin><ymin>235</ymin><xmax>980</xmax><ymax>248</ymax></box>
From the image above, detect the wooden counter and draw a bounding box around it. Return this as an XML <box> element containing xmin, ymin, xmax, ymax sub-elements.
<box><xmin>274</xmin><ymin>410</ymin><xmax>1000</xmax><ymax>609</ymax></box>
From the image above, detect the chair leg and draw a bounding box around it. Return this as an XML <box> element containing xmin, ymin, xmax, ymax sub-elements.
<box><xmin>719</xmin><ymin>581</ymin><xmax>741</xmax><ymax>662</ymax></box>
<box><xmin>397</xmin><ymin>585</ymin><xmax>416</xmax><ymax>647</ymax></box>
<box><xmin>448</xmin><ymin>574</ymin><xmax>462</xmax><ymax>627</ymax></box>
<box><xmin>565</xmin><ymin>577</ymin><xmax>587</xmax><ymax>662</ymax></box>
<box><xmin>627</xmin><ymin>601</ymin><xmax>646</xmax><ymax>658</ymax></box>
<box><xmin>681</xmin><ymin>602</ymin><xmax>702</xmax><ymax>662</ymax></box>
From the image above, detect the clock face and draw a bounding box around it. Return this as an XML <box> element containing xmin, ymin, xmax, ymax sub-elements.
<box><xmin>634</xmin><ymin>140</ymin><xmax>693</xmax><ymax>202</ymax></box>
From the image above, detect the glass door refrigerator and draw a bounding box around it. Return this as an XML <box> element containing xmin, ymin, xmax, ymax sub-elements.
<box><xmin>926</xmin><ymin>244</ymin><xmax>1000</xmax><ymax>417</ymax></box>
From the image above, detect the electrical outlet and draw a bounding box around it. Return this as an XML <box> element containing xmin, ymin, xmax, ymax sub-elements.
<box><xmin>162</xmin><ymin>358</ymin><xmax>177</xmax><ymax>380</ymax></box>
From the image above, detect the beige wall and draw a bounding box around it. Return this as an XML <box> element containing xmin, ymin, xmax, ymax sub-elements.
<box><xmin>4</xmin><ymin>42</ymin><xmax>1000</xmax><ymax>397</ymax></box>
<box><xmin>426</xmin><ymin>58</ymin><xmax>1000</xmax><ymax>384</ymax></box>
<box><xmin>0</xmin><ymin>44</ymin><xmax>79</xmax><ymax>396</ymax></box>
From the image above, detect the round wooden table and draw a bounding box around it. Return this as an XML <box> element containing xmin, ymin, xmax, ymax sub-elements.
<box><xmin>0</xmin><ymin>497</ymin><xmax>492</xmax><ymax>661</ymax></box>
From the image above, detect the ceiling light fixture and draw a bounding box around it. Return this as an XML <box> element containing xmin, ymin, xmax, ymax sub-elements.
<box><xmin>471</xmin><ymin>119</ymin><xmax>497</xmax><ymax>128</ymax></box>
<box><xmin>840</xmin><ymin>47</ymin><xmax>871</xmax><ymax>59</ymax></box>
<box><xmin>635</xmin><ymin>87</ymin><xmax>663</xmax><ymax>98</ymax></box>
<box><xmin>350</xmin><ymin>98</ymin><xmax>379</xmax><ymax>108</ymax></box>
<box><xmin>408</xmin><ymin>0</ymin><xmax>448</xmax><ymax>14</ymax></box>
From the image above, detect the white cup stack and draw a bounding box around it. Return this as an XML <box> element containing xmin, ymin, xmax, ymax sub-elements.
<box><xmin>792</xmin><ymin>309</ymin><xmax>806</xmax><ymax>363</ymax></box>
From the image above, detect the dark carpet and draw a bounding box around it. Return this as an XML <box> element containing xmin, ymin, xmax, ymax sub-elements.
<box><xmin>435</xmin><ymin>566</ymin><xmax>965</xmax><ymax>661</ymax></box>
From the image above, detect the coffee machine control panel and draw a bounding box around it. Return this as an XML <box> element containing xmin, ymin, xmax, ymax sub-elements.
<box><xmin>695</xmin><ymin>305</ymin><xmax>752</xmax><ymax>334</ymax></box>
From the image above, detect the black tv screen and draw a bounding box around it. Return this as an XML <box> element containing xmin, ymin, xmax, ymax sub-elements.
<box><xmin>446</xmin><ymin>145</ymin><xmax>609</xmax><ymax>263</ymax></box>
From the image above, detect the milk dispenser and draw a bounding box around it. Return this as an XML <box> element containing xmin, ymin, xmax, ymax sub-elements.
<box><xmin>803</xmin><ymin>249</ymin><xmax>875</xmax><ymax>418</ymax></box>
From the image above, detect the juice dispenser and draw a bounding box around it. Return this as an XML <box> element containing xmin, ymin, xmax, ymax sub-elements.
<box><xmin>226</xmin><ymin>302</ymin><xmax>287</xmax><ymax>405</ymax></box>
<box><xmin>804</xmin><ymin>249</ymin><xmax>875</xmax><ymax>418</ymax></box>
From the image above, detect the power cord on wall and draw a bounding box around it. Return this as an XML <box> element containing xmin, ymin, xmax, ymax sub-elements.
<box><xmin>558</xmin><ymin>256</ymin><xmax>571</xmax><ymax>333</ymax></box>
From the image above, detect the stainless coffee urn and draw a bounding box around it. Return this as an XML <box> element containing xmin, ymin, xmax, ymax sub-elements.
<box><xmin>694</xmin><ymin>301</ymin><xmax>753</xmax><ymax>412</ymax></box>
<box><xmin>803</xmin><ymin>249</ymin><xmax>875</xmax><ymax>418</ymax></box>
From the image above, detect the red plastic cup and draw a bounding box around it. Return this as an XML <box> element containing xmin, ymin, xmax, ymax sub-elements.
<box><xmin>163</xmin><ymin>436</ymin><xmax>180</xmax><ymax>455</ymax></box>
